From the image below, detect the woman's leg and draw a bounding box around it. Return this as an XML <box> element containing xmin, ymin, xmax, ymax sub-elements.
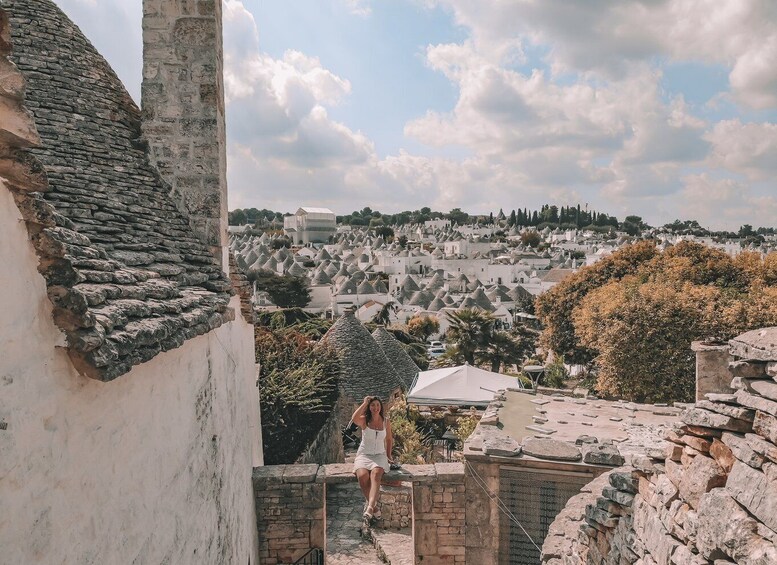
<box><xmin>367</xmin><ymin>468</ymin><xmax>384</xmax><ymax>512</ymax></box>
<box><xmin>356</xmin><ymin>468</ymin><xmax>371</xmax><ymax>502</ymax></box>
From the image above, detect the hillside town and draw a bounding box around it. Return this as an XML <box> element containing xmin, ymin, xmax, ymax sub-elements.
<box><xmin>231</xmin><ymin>206</ymin><xmax>777</xmax><ymax>328</ymax></box>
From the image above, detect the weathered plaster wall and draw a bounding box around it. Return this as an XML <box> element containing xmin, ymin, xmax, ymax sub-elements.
<box><xmin>0</xmin><ymin>183</ymin><xmax>259</xmax><ymax>564</ymax></box>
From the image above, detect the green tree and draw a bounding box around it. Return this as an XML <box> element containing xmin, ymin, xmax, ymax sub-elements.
<box><xmin>371</xmin><ymin>302</ymin><xmax>395</xmax><ymax>326</ymax></box>
<box><xmin>375</xmin><ymin>225</ymin><xmax>394</xmax><ymax>240</ymax></box>
<box><xmin>445</xmin><ymin>309</ymin><xmax>496</xmax><ymax>364</ymax></box>
<box><xmin>247</xmin><ymin>271</ymin><xmax>311</xmax><ymax>308</ymax></box>
<box><xmin>407</xmin><ymin>315</ymin><xmax>440</xmax><ymax>341</ymax></box>
<box><xmin>535</xmin><ymin>241</ymin><xmax>659</xmax><ymax>364</ymax></box>
<box><xmin>520</xmin><ymin>231</ymin><xmax>541</xmax><ymax>248</ymax></box>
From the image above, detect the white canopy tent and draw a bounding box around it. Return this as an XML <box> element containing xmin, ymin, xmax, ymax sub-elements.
<box><xmin>407</xmin><ymin>364</ymin><xmax>522</xmax><ymax>407</ymax></box>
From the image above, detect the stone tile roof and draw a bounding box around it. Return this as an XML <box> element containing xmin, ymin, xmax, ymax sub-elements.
<box><xmin>371</xmin><ymin>327</ymin><xmax>419</xmax><ymax>389</ymax></box>
<box><xmin>4</xmin><ymin>0</ymin><xmax>233</xmax><ymax>381</ymax></box>
<box><xmin>321</xmin><ymin>310</ymin><xmax>404</xmax><ymax>401</ymax></box>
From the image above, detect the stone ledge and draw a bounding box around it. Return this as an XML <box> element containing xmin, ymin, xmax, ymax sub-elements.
<box><xmin>254</xmin><ymin>463</ymin><xmax>466</xmax><ymax>486</ymax></box>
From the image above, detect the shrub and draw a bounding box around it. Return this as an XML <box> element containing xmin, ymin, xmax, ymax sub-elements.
<box><xmin>255</xmin><ymin>329</ymin><xmax>340</xmax><ymax>464</ymax></box>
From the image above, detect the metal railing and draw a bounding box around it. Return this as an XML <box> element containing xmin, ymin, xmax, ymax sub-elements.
<box><xmin>291</xmin><ymin>548</ymin><xmax>324</xmax><ymax>565</ymax></box>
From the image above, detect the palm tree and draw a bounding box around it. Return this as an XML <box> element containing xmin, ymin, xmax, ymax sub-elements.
<box><xmin>445</xmin><ymin>309</ymin><xmax>495</xmax><ymax>364</ymax></box>
<box><xmin>371</xmin><ymin>302</ymin><xmax>395</xmax><ymax>326</ymax></box>
<box><xmin>477</xmin><ymin>328</ymin><xmax>537</xmax><ymax>373</ymax></box>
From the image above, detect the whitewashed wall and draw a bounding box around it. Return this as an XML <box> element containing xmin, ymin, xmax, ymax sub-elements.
<box><xmin>0</xmin><ymin>184</ymin><xmax>260</xmax><ymax>564</ymax></box>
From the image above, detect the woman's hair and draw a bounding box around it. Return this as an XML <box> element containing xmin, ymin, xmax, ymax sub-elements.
<box><xmin>365</xmin><ymin>396</ymin><xmax>384</xmax><ymax>425</ymax></box>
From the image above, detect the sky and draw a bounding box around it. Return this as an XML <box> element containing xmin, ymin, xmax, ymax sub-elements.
<box><xmin>52</xmin><ymin>0</ymin><xmax>777</xmax><ymax>230</ymax></box>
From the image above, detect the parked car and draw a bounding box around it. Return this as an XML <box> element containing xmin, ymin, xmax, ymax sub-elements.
<box><xmin>427</xmin><ymin>346</ymin><xmax>446</xmax><ymax>358</ymax></box>
<box><xmin>428</xmin><ymin>340</ymin><xmax>443</xmax><ymax>348</ymax></box>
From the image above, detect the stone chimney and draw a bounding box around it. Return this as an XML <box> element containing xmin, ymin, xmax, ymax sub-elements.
<box><xmin>691</xmin><ymin>340</ymin><xmax>733</xmax><ymax>401</ymax></box>
<box><xmin>141</xmin><ymin>0</ymin><xmax>228</xmax><ymax>271</ymax></box>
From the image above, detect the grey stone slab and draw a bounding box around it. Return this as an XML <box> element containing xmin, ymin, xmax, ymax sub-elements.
<box><xmin>582</xmin><ymin>444</ymin><xmax>625</xmax><ymax>466</ymax></box>
<box><xmin>696</xmin><ymin>400</ymin><xmax>755</xmax><ymax>422</ymax></box>
<box><xmin>522</xmin><ymin>438</ymin><xmax>581</xmax><ymax>462</ymax></box>
<box><xmin>729</xmin><ymin>328</ymin><xmax>777</xmax><ymax>362</ymax></box>
<box><xmin>252</xmin><ymin>465</ymin><xmax>286</xmax><ymax>488</ymax></box>
<box><xmin>681</xmin><ymin>407</ymin><xmax>753</xmax><ymax>432</ymax></box>
<box><xmin>483</xmin><ymin>431</ymin><xmax>522</xmax><ymax>457</ymax></box>
<box><xmin>705</xmin><ymin>393</ymin><xmax>738</xmax><ymax>404</ymax></box>
<box><xmin>434</xmin><ymin>462</ymin><xmax>464</xmax><ymax>481</ymax></box>
<box><xmin>525</xmin><ymin>425</ymin><xmax>556</xmax><ymax>435</ymax></box>
<box><xmin>735</xmin><ymin>389</ymin><xmax>777</xmax><ymax>417</ymax></box>
<box><xmin>283</xmin><ymin>464</ymin><xmax>320</xmax><ymax>483</ymax></box>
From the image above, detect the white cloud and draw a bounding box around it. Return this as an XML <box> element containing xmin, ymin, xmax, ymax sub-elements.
<box><xmin>342</xmin><ymin>0</ymin><xmax>372</xmax><ymax>17</ymax></box>
<box><xmin>426</xmin><ymin>0</ymin><xmax>777</xmax><ymax>110</ymax></box>
<box><xmin>705</xmin><ymin>120</ymin><xmax>777</xmax><ymax>181</ymax></box>
<box><xmin>50</xmin><ymin>0</ymin><xmax>777</xmax><ymax>229</ymax></box>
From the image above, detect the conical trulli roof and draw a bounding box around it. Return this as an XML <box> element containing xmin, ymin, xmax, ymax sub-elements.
<box><xmin>427</xmin><ymin>297</ymin><xmax>446</xmax><ymax>312</ymax></box>
<box><xmin>371</xmin><ymin>327</ymin><xmax>420</xmax><ymax>389</ymax></box>
<box><xmin>311</xmin><ymin>269</ymin><xmax>332</xmax><ymax>285</ymax></box>
<box><xmin>321</xmin><ymin>310</ymin><xmax>404</xmax><ymax>401</ymax></box>
<box><xmin>373</xmin><ymin>279</ymin><xmax>388</xmax><ymax>293</ymax></box>
<box><xmin>509</xmin><ymin>285</ymin><xmax>533</xmax><ymax>303</ymax></box>
<box><xmin>470</xmin><ymin>287</ymin><xmax>495</xmax><ymax>311</ymax></box>
<box><xmin>425</xmin><ymin>272</ymin><xmax>445</xmax><ymax>292</ymax></box>
<box><xmin>357</xmin><ymin>280</ymin><xmax>376</xmax><ymax>294</ymax></box>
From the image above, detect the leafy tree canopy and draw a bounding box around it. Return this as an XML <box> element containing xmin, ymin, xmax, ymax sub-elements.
<box><xmin>247</xmin><ymin>271</ymin><xmax>311</xmax><ymax>308</ymax></box>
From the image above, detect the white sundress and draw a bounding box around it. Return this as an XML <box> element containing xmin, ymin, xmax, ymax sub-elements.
<box><xmin>353</xmin><ymin>424</ymin><xmax>390</xmax><ymax>473</ymax></box>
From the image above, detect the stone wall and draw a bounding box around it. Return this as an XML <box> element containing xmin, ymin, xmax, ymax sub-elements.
<box><xmin>142</xmin><ymin>0</ymin><xmax>228</xmax><ymax>267</ymax></box>
<box><xmin>253</xmin><ymin>462</ymin><xmax>467</xmax><ymax>563</ymax></box>
<box><xmin>376</xmin><ymin>484</ymin><xmax>412</xmax><ymax>530</ymax></box>
<box><xmin>542</xmin><ymin>327</ymin><xmax>777</xmax><ymax>564</ymax></box>
<box><xmin>413</xmin><ymin>463</ymin><xmax>467</xmax><ymax>564</ymax></box>
<box><xmin>253</xmin><ymin>465</ymin><xmax>326</xmax><ymax>565</ymax></box>
<box><xmin>297</xmin><ymin>394</ymin><xmax>347</xmax><ymax>465</ymax></box>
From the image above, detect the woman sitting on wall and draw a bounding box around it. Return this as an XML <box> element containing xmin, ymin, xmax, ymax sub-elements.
<box><xmin>352</xmin><ymin>396</ymin><xmax>394</xmax><ymax>520</ymax></box>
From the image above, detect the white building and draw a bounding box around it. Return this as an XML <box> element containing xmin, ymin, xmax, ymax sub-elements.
<box><xmin>284</xmin><ymin>207</ymin><xmax>337</xmax><ymax>244</ymax></box>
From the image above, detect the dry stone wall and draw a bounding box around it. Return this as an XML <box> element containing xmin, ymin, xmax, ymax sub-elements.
<box><xmin>542</xmin><ymin>327</ymin><xmax>777</xmax><ymax>565</ymax></box>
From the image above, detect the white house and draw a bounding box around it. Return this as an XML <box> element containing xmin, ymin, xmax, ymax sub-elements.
<box><xmin>284</xmin><ymin>207</ymin><xmax>337</xmax><ymax>244</ymax></box>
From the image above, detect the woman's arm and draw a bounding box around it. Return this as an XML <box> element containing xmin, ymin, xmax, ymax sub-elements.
<box><xmin>351</xmin><ymin>397</ymin><xmax>370</xmax><ymax>429</ymax></box>
<box><xmin>385</xmin><ymin>417</ymin><xmax>394</xmax><ymax>462</ymax></box>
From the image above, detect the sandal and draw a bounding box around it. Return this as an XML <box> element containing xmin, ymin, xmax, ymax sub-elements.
<box><xmin>363</xmin><ymin>505</ymin><xmax>374</xmax><ymax>520</ymax></box>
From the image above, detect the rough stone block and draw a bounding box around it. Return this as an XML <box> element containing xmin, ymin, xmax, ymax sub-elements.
<box><xmin>735</xmin><ymin>389</ymin><xmax>777</xmax><ymax>418</ymax></box>
<box><xmin>753</xmin><ymin>411</ymin><xmax>777</xmax><ymax>444</ymax></box>
<box><xmin>602</xmin><ymin>485</ymin><xmax>635</xmax><ymax>507</ymax></box>
<box><xmin>678</xmin><ymin>455</ymin><xmax>726</xmax><ymax>510</ymax></box>
<box><xmin>681</xmin><ymin>407</ymin><xmax>752</xmax><ymax>433</ymax></box>
<box><xmin>709</xmin><ymin>438</ymin><xmax>736</xmax><ymax>473</ymax></box>
<box><xmin>729</xmin><ymin>360</ymin><xmax>768</xmax><ymax>379</ymax></box>
<box><xmin>609</xmin><ymin>469</ymin><xmax>639</xmax><ymax>494</ymax></box>
<box><xmin>727</xmin><ymin>460</ymin><xmax>777</xmax><ymax>533</ymax></box>
<box><xmin>745</xmin><ymin>433</ymin><xmax>777</xmax><ymax>463</ymax></box>
<box><xmin>697</xmin><ymin>487</ymin><xmax>777</xmax><ymax>564</ymax></box>
<box><xmin>721</xmin><ymin>432</ymin><xmax>765</xmax><ymax>469</ymax></box>
<box><xmin>582</xmin><ymin>443</ymin><xmax>625</xmax><ymax>466</ymax></box>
